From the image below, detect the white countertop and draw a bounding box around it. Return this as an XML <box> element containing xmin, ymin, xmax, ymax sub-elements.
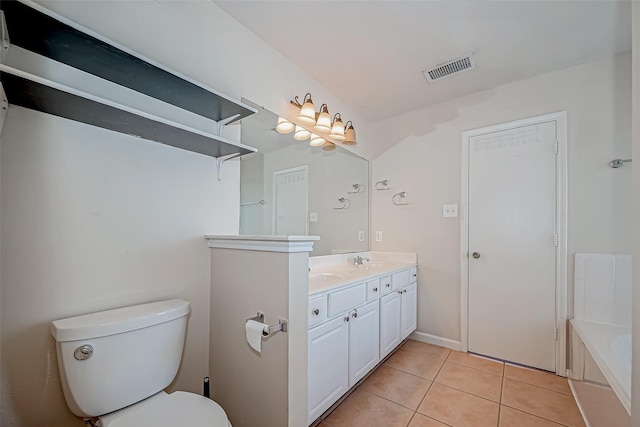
<box><xmin>308</xmin><ymin>259</ymin><xmax>415</xmax><ymax>295</ymax></box>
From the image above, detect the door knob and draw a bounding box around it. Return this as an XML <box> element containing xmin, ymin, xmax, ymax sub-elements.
<box><xmin>472</xmin><ymin>252</ymin><xmax>481</xmax><ymax>259</ymax></box>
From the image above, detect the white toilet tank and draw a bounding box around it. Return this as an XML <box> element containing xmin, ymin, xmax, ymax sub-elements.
<box><xmin>50</xmin><ymin>299</ymin><xmax>191</xmax><ymax>418</ymax></box>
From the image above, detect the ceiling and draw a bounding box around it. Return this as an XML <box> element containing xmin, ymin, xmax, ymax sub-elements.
<box><xmin>215</xmin><ymin>0</ymin><xmax>631</xmax><ymax>121</ymax></box>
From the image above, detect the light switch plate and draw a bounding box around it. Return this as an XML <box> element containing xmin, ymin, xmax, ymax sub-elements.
<box><xmin>358</xmin><ymin>231</ymin><xmax>365</xmax><ymax>241</ymax></box>
<box><xmin>443</xmin><ymin>204</ymin><xmax>458</xmax><ymax>218</ymax></box>
<box><xmin>310</xmin><ymin>212</ymin><xmax>318</xmax><ymax>222</ymax></box>
<box><xmin>375</xmin><ymin>231</ymin><xmax>383</xmax><ymax>241</ymax></box>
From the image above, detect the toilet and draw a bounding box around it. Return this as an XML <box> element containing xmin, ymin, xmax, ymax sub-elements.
<box><xmin>50</xmin><ymin>299</ymin><xmax>231</xmax><ymax>426</ymax></box>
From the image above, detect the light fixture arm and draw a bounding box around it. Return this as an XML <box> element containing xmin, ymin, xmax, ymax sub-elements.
<box><xmin>291</xmin><ymin>92</ymin><xmax>312</xmax><ymax>108</ymax></box>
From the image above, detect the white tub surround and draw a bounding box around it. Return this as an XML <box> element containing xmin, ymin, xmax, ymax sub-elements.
<box><xmin>571</xmin><ymin>253</ymin><xmax>632</xmax><ymax>421</ymax></box>
<box><xmin>206</xmin><ymin>235</ymin><xmax>319</xmax><ymax>427</ymax></box>
<box><xmin>306</xmin><ymin>252</ymin><xmax>417</xmax><ymax>425</ymax></box>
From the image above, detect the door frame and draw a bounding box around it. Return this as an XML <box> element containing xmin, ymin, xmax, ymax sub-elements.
<box><xmin>460</xmin><ymin>111</ymin><xmax>568</xmax><ymax>375</ymax></box>
<box><xmin>272</xmin><ymin>165</ymin><xmax>309</xmax><ymax>235</ymax></box>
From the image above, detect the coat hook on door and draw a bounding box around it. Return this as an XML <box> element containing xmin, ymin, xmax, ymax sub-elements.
<box><xmin>347</xmin><ymin>184</ymin><xmax>366</xmax><ymax>194</ymax></box>
<box><xmin>392</xmin><ymin>192</ymin><xmax>409</xmax><ymax>206</ymax></box>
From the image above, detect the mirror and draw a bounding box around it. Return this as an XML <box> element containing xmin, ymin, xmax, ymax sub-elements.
<box><xmin>238</xmin><ymin>100</ymin><xmax>369</xmax><ymax>256</ymax></box>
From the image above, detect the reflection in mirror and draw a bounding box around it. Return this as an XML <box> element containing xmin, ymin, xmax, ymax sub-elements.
<box><xmin>239</xmin><ymin>99</ymin><xmax>369</xmax><ymax>256</ymax></box>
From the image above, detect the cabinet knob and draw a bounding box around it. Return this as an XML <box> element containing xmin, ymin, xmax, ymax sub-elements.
<box><xmin>312</xmin><ymin>308</ymin><xmax>320</xmax><ymax>316</ymax></box>
<box><xmin>373</xmin><ymin>287</ymin><xmax>378</xmax><ymax>292</ymax></box>
<box><xmin>352</xmin><ymin>310</ymin><xmax>358</xmax><ymax>318</ymax></box>
<box><xmin>386</xmin><ymin>283</ymin><xmax>390</xmax><ymax>288</ymax></box>
<box><xmin>403</xmin><ymin>289</ymin><xmax>407</xmax><ymax>294</ymax></box>
<box><xmin>397</xmin><ymin>290</ymin><xmax>403</xmax><ymax>295</ymax></box>
<box><xmin>344</xmin><ymin>316</ymin><xmax>350</xmax><ymax>322</ymax></box>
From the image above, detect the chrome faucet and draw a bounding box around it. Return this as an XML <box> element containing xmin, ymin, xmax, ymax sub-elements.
<box><xmin>352</xmin><ymin>256</ymin><xmax>370</xmax><ymax>266</ymax></box>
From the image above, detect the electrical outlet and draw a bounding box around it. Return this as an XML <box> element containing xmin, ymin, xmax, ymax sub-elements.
<box><xmin>375</xmin><ymin>231</ymin><xmax>383</xmax><ymax>241</ymax></box>
<box><xmin>443</xmin><ymin>204</ymin><xmax>458</xmax><ymax>218</ymax></box>
<box><xmin>310</xmin><ymin>212</ymin><xmax>318</xmax><ymax>222</ymax></box>
<box><xmin>358</xmin><ymin>231</ymin><xmax>365</xmax><ymax>241</ymax></box>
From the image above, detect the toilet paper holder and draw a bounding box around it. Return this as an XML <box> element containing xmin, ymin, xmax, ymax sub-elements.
<box><xmin>246</xmin><ymin>312</ymin><xmax>288</xmax><ymax>336</ymax></box>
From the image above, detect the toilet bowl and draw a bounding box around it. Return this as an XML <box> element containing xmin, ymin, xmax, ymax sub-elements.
<box><xmin>99</xmin><ymin>391</ymin><xmax>231</xmax><ymax>426</ymax></box>
<box><xmin>50</xmin><ymin>299</ymin><xmax>231</xmax><ymax>426</ymax></box>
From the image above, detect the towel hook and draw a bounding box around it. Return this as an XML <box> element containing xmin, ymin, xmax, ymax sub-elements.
<box><xmin>334</xmin><ymin>197</ymin><xmax>351</xmax><ymax>210</ymax></box>
<box><xmin>392</xmin><ymin>192</ymin><xmax>409</xmax><ymax>206</ymax></box>
<box><xmin>375</xmin><ymin>179</ymin><xmax>390</xmax><ymax>190</ymax></box>
<box><xmin>347</xmin><ymin>183</ymin><xmax>366</xmax><ymax>194</ymax></box>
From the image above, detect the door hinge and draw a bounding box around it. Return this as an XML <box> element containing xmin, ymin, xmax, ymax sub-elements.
<box><xmin>554</xmin><ymin>326</ymin><xmax>558</xmax><ymax>341</ymax></box>
<box><xmin>554</xmin><ymin>140</ymin><xmax>559</xmax><ymax>154</ymax></box>
<box><xmin>553</xmin><ymin>234</ymin><xmax>558</xmax><ymax>247</ymax></box>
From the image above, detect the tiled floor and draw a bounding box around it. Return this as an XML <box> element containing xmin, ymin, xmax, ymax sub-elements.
<box><xmin>320</xmin><ymin>339</ymin><xmax>585</xmax><ymax>427</ymax></box>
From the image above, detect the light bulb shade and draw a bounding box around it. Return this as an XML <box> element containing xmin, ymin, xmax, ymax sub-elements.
<box><xmin>322</xmin><ymin>141</ymin><xmax>336</xmax><ymax>151</ymax></box>
<box><xmin>298</xmin><ymin>98</ymin><xmax>317</xmax><ymax>124</ymax></box>
<box><xmin>309</xmin><ymin>133</ymin><xmax>326</xmax><ymax>147</ymax></box>
<box><xmin>314</xmin><ymin>104</ymin><xmax>331</xmax><ymax>133</ymax></box>
<box><xmin>343</xmin><ymin>123</ymin><xmax>357</xmax><ymax>145</ymax></box>
<box><xmin>293</xmin><ymin>125</ymin><xmax>311</xmax><ymax>141</ymax></box>
<box><xmin>330</xmin><ymin>116</ymin><xmax>346</xmax><ymax>141</ymax></box>
<box><xmin>275</xmin><ymin>117</ymin><xmax>295</xmax><ymax>134</ymax></box>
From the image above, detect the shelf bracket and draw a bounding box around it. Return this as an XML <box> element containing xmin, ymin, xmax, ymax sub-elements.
<box><xmin>216</xmin><ymin>152</ymin><xmax>241</xmax><ymax>181</ymax></box>
<box><xmin>215</xmin><ymin>114</ymin><xmax>241</xmax><ymax>137</ymax></box>
<box><xmin>0</xmin><ymin>11</ymin><xmax>9</xmax><ymax>65</ymax></box>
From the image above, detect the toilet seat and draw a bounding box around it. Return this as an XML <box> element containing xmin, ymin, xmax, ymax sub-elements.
<box><xmin>99</xmin><ymin>391</ymin><xmax>231</xmax><ymax>427</ymax></box>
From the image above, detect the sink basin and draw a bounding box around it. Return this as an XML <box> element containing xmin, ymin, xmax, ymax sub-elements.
<box><xmin>309</xmin><ymin>272</ymin><xmax>347</xmax><ymax>281</ymax></box>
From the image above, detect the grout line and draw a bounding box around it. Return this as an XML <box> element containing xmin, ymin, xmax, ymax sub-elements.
<box><xmin>444</xmin><ymin>358</ymin><xmax>504</xmax><ymax>377</ymax></box>
<box><xmin>384</xmin><ymin>359</ymin><xmax>444</xmax><ymax>382</ymax></box>
<box><xmin>500</xmin><ymin>403</ymin><xmax>574</xmax><ymax>427</ymax></box>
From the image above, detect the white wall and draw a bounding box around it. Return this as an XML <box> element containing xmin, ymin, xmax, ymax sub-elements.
<box><xmin>371</xmin><ymin>52</ymin><xmax>632</xmax><ymax>344</ymax></box>
<box><xmin>1</xmin><ymin>107</ymin><xmax>240</xmax><ymax>425</ymax></box>
<box><xmin>1</xmin><ymin>1</ymin><xmax>372</xmax><ymax>425</ymax></box>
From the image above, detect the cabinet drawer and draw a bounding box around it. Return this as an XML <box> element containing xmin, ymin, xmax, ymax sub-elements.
<box><xmin>366</xmin><ymin>278</ymin><xmax>381</xmax><ymax>300</ymax></box>
<box><xmin>392</xmin><ymin>269</ymin><xmax>411</xmax><ymax>290</ymax></box>
<box><xmin>410</xmin><ymin>267</ymin><xmax>417</xmax><ymax>284</ymax></box>
<box><xmin>308</xmin><ymin>296</ymin><xmax>327</xmax><ymax>328</ymax></box>
<box><xmin>328</xmin><ymin>283</ymin><xmax>366</xmax><ymax>317</ymax></box>
<box><xmin>380</xmin><ymin>275</ymin><xmax>392</xmax><ymax>295</ymax></box>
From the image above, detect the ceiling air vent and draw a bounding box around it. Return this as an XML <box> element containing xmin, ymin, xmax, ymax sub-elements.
<box><xmin>422</xmin><ymin>54</ymin><xmax>476</xmax><ymax>83</ymax></box>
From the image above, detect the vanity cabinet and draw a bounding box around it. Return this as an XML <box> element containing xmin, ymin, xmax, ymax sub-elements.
<box><xmin>307</xmin><ymin>265</ymin><xmax>416</xmax><ymax>425</ymax></box>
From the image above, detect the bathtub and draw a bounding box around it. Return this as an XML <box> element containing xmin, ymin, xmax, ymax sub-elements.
<box><xmin>570</xmin><ymin>319</ymin><xmax>631</xmax><ymax>414</ymax></box>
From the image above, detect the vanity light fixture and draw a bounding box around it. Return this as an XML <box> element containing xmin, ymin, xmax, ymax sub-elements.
<box><xmin>343</xmin><ymin>121</ymin><xmax>357</xmax><ymax>145</ymax></box>
<box><xmin>275</xmin><ymin>117</ymin><xmax>295</xmax><ymax>134</ymax></box>
<box><xmin>296</xmin><ymin>93</ymin><xmax>316</xmax><ymax>124</ymax></box>
<box><xmin>322</xmin><ymin>141</ymin><xmax>336</xmax><ymax>151</ymax></box>
<box><xmin>294</xmin><ymin>125</ymin><xmax>311</xmax><ymax>141</ymax></box>
<box><xmin>314</xmin><ymin>104</ymin><xmax>332</xmax><ymax>133</ymax></box>
<box><xmin>290</xmin><ymin>93</ymin><xmax>356</xmax><ymax>146</ymax></box>
<box><xmin>330</xmin><ymin>113</ymin><xmax>345</xmax><ymax>141</ymax></box>
<box><xmin>310</xmin><ymin>133</ymin><xmax>326</xmax><ymax>147</ymax></box>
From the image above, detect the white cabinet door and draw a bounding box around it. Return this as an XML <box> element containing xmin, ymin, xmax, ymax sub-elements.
<box><xmin>380</xmin><ymin>291</ymin><xmax>402</xmax><ymax>359</ymax></box>
<box><xmin>308</xmin><ymin>315</ymin><xmax>349</xmax><ymax>425</ymax></box>
<box><xmin>348</xmin><ymin>300</ymin><xmax>380</xmax><ymax>386</ymax></box>
<box><xmin>401</xmin><ymin>283</ymin><xmax>417</xmax><ymax>340</ymax></box>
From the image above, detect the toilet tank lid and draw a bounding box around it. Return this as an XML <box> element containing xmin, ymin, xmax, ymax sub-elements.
<box><xmin>51</xmin><ymin>299</ymin><xmax>190</xmax><ymax>342</ymax></box>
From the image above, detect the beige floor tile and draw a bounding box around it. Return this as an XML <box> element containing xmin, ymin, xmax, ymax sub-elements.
<box><xmin>502</xmin><ymin>378</ymin><xmax>585</xmax><ymax>427</ymax></box>
<box><xmin>323</xmin><ymin>389</ymin><xmax>414</xmax><ymax>427</ymax></box>
<box><xmin>447</xmin><ymin>351</ymin><xmax>504</xmax><ymax>375</ymax></box>
<box><xmin>385</xmin><ymin>347</ymin><xmax>446</xmax><ymax>380</ymax></box>
<box><xmin>402</xmin><ymin>339</ymin><xmax>451</xmax><ymax>360</ymax></box>
<box><xmin>499</xmin><ymin>406</ymin><xmax>565</xmax><ymax>427</ymax></box>
<box><xmin>504</xmin><ymin>364</ymin><xmax>571</xmax><ymax>395</ymax></box>
<box><xmin>408</xmin><ymin>413</ymin><xmax>450</xmax><ymax>427</ymax></box>
<box><xmin>361</xmin><ymin>365</ymin><xmax>432</xmax><ymax>410</ymax></box>
<box><xmin>418</xmin><ymin>383</ymin><xmax>499</xmax><ymax>427</ymax></box>
<box><xmin>435</xmin><ymin>361</ymin><xmax>503</xmax><ymax>402</ymax></box>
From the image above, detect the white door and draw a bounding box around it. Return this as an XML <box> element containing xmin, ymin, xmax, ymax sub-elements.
<box><xmin>348</xmin><ymin>300</ymin><xmax>379</xmax><ymax>386</ymax></box>
<box><xmin>467</xmin><ymin>120</ymin><xmax>557</xmax><ymax>372</ymax></box>
<box><xmin>274</xmin><ymin>166</ymin><xmax>308</xmax><ymax>235</ymax></box>
<box><xmin>308</xmin><ymin>316</ymin><xmax>349</xmax><ymax>424</ymax></box>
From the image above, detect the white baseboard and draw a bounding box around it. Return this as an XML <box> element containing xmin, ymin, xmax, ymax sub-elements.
<box><xmin>409</xmin><ymin>331</ymin><xmax>462</xmax><ymax>351</ymax></box>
